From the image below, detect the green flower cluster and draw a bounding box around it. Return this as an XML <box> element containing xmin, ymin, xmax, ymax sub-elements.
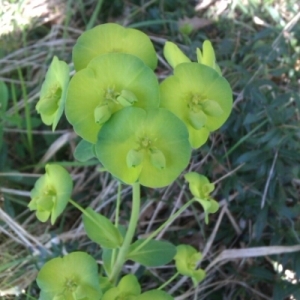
<box><xmin>37</xmin><ymin>252</ymin><xmax>102</xmax><ymax>300</ymax></box>
<box><xmin>174</xmin><ymin>244</ymin><xmax>206</xmax><ymax>287</ymax></box>
<box><xmin>185</xmin><ymin>172</ymin><xmax>219</xmax><ymax>224</ymax></box>
<box><xmin>28</xmin><ymin>164</ymin><xmax>72</xmax><ymax>224</ymax></box>
<box><xmin>30</xmin><ymin>22</ymin><xmax>234</xmax><ymax>300</ymax></box>
<box><xmin>161</xmin><ymin>41</ymin><xmax>232</xmax><ymax>148</ymax></box>
<box><xmin>35</xmin><ymin>23</ymin><xmax>232</xmax><ymax>189</ymax></box>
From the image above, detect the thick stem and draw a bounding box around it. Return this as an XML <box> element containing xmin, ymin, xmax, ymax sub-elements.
<box><xmin>111</xmin><ymin>182</ymin><xmax>122</xmax><ymax>270</ymax></box>
<box><xmin>109</xmin><ymin>182</ymin><xmax>141</xmax><ymax>283</ymax></box>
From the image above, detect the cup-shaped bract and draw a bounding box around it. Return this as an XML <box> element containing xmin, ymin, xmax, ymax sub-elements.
<box><xmin>102</xmin><ymin>274</ymin><xmax>141</xmax><ymax>300</ymax></box>
<box><xmin>72</xmin><ymin>23</ymin><xmax>157</xmax><ymax>71</ymax></box>
<box><xmin>184</xmin><ymin>172</ymin><xmax>219</xmax><ymax>224</ymax></box>
<box><xmin>65</xmin><ymin>53</ymin><xmax>160</xmax><ymax>144</ymax></box>
<box><xmin>160</xmin><ymin>63</ymin><xmax>232</xmax><ymax>148</ymax></box>
<box><xmin>28</xmin><ymin>164</ymin><xmax>73</xmax><ymax>225</ymax></box>
<box><xmin>36</xmin><ymin>56</ymin><xmax>69</xmax><ymax>131</ymax></box>
<box><xmin>184</xmin><ymin>172</ymin><xmax>214</xmax><ymax>199</ymax></box>
<box><xmin>95</xmin><ymin>107</ymin><xmax>191</xmax><ymax>188</ymax></box>
<box><xmin>37</xmin><ymin>252</ymin><xmax>102</xmax><ymax>300</ymax></box>
<box><xmin>174</xmin><ymin>244</ymin><xmax>206</xmax><ymax>286</ymax></box>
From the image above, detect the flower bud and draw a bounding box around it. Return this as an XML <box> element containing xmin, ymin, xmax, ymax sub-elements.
<box><xmin>94</xmin><ymin>104</ymin><xmax>112</xmax><ymax>124</ymax></box>
<box><xmin>188</xmin><ymin>110</ymin><xmax>207</xmax><ymax>130</ymax></box>
<box><xmin>202</xmin><ymin>100</ymin><xmax>224</xmax><ymax>117</ymax></box>
<box><xmin>126</xmin><ymin>149</ymin><xmax>143</xmax><ymax>168</ymax></box>
<box><xmin>117</xmin><ymin>89</ymin><xmax>138</xmax><ymax>107</ymax></box>
<box><xmin>150</xmin><ymin>148</ymin><xmax>166</xmax><ymax>169</ymax></box>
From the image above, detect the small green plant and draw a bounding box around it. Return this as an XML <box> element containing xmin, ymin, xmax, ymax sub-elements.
<box><xmin>30</xmin><ymin>22</ymin><xmax>232</xmax><ymax>299</ymax></box>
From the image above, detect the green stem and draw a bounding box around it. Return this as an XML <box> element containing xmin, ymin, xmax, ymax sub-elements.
<box><xmin>157</xmin><ymin>272</ymin><xmax>179</xmax><ymax>290</ymax></box>
<box><xmin>68</xmin><ymin>198</ymin><xmax>99</xmax><ymax>227</ymax></box>
<box><xmin>111</xmin><ymin>182</ymin><xmax>122</xmax><ymax>271</ymax></box>
<box><xmin>109</xmin><ymin>182</ymin><xmax>141</xmax><ymax>283</ymax></box>
<box><xmin>130</xmin><ymin>199</ymin><xmax>195</xmax><ymax>255</ymax></box>
<box><xmin>69</xmin><ymin>198</ymin><xmax>86</xmax><ymax>214</ymax></box>
<box><xmin>115</xmin><ymin>182</ymin><xmax>122</xmax><ymax>228</ymax></box>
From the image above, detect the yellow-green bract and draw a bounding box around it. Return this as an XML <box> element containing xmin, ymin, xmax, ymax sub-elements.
<box><xmin>184</xmin><ymin>172</ymin><xmax>219</xmax><ymax>224</ymax></box>
<box><xmin>174</xmin><ymin>244</ymin><xmax>206</xmax><ymax>287</ymax></box>
<box><xmin>102</xmin><ymin>274</ymin><xmax>174</xmax><ymax>300</ymax></box>
<box><xmin>196</xmin><ymin>40</ymin><xmax>222</xmax><ymax>75</ymax></box>
<box><xmin>102</xmin><ymin>274</ymin><xmax>140</xmax><ymax>300</ymax></box>
<box><xmin>72</xmin><ymin>23</ymin><xmax>157</xmax><ymax>71</ymax></box>
<box><xmin>36</xmin><ymin>56</ymin><xmax>69</xmax><ymax>131</ymax></box>
<box><xmin>37</xmin><ymin>252</ymin><xmax>102</xmax><ymax>300</ymax></box>
<box><xmin>28</xmin><ymin>164</ymin><xmax>72</xmax><ymax>225</ymax></box>
<box><xmin>163</xmin><ymin>40</ymin><xmax>221</xmax><ymax>74</ymax></box>
<box><xmin>160</xmin><ymin>63</ymin><xmax>232</xmax><ymax>148</ymax></box>
<box><xmin>95</xmin><ymin>107</ymin><xmax>191</xmax><ymax>188</ymax></box>
<box><xmin>65</xmin><ymin>53</ymin><xmax>160</xmax><ymax>144</ymax></box>
<box><xmin>163</xmin><ymin>41</ymin><xmax>191</xmax><ymax>69</ymax></box>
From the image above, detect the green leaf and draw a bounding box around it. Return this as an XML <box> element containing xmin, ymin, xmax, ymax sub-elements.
<box><xmin>74</xmin><ymin>139</ymin><xmax>95</xmax><ymax>162</ymax></box>
<box><xmin>137</xmin><ymin>290</ymin><xmax>174</xmax><ymax>300</ymax></box>
<box><xmin>127</xmin><ymin>239</ymin><xmax>176</xmax><ymax>267</ymax></box>
<box><xmin>102</xmin><ymin>248</ymin><xmax>113</xmax><ymax>276</ymax></box>
<box><xmin>99</xmin><ymin>276</ymin><xmax>114</xmax><ymax>294</ymax></box>
<box><xmin>0</xmin><ymin>125</ymin><xmax>3</xmax><ymax>150</ymax></box>
<box><xmin>0</xmin><ymin>80</ymin><xmax>8</xmax><ymax>115</ymax></box>
<box><xmin>83</xmin><ymin>207</ymin><xmax>123</xmax><ymax>248</ymax></box>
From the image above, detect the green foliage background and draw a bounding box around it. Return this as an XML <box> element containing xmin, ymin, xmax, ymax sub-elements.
<box><xmin>0</xmin><ymin>0</ymin><xmax>300</xmax><ymax>299</ymax></box>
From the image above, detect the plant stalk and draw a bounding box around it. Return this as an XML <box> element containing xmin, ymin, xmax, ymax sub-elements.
<box><xmin>109</xmin><ymin>182</ymin><xmax>141</xmax><ymax>283</ymax></box>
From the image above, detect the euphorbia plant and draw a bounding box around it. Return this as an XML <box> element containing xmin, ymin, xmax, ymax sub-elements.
<box><xmin>29</xmin><ymin>23</ymin><xmax>233</xmax><ymax>300</ymax></box>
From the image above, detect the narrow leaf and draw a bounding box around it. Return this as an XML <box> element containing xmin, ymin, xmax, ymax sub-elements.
<box><xmin>83</xmin><ymin>207</ymin><xmax>123</xmax><ymax>248</ymax></box>
<box><xmin>102</xmin><ymin>248</ymin><xmax>113</xmax><ymax>276</ymax></box>
<box><xmin>127</xmin><ymin>239</ymin><xmax>176</xmax><ymax>267</ymax></box>
<box><xmin>0</xmin><ymin>80</ymin><xmax>8</xmax><ymax>115</ymax></box>
<box><xmin>74</xmin><ymin>139</ymin><xmax>95</xmax><ymax>162</ymax></box>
